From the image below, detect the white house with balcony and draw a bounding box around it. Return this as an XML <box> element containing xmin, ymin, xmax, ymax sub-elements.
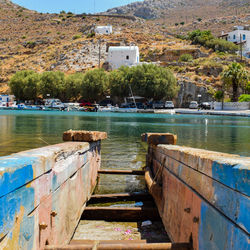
<box><xmin>220</xmin><ymin>26</ymin><xmax>250</xmax><ymax>58</ymax></box>
<box><xmin>95</xmin><ymin>25</ymin><xmax>112</xmax><ymax>35</ymax></box>
<box><xmin>0</xmin><ymin>94</ymin><xmax>15</xmax><ymax>107</ymax></box>
<box><xmin>107</xmin><ymin>46</ymin><xmax>140</xmax><ymax>70</ymax></box>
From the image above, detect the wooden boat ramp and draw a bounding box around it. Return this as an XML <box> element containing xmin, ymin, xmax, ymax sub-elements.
<box><xmin>0</xmin><ymin>130</ymin><xmax>249</xmax><ymax>250</ymax></box>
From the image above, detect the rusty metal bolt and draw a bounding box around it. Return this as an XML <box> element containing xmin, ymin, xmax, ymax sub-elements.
<box><xmin>184</xmin><ymin>208</ymin><xmax>191</xmax><ymax>213</ymax></box>
<box><xmin>39</xmin><ymin>222</ymin><xmax>48</xmax><ymax>230</ymax></box>
<box><xmin>193</xmin><ymin>217</ymin><xmax>200</xmax><ymax>223</ymax></box>
<box><xmin>50</xmin><ymin>211</ymin><xmax>57</xmax><ymax>217</ymax></box>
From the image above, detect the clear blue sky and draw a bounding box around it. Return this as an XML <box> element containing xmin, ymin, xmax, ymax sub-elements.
<box><xmin>12</xmin><ymin>0</ymin><xmax>143</xmax><ymax>14</ymax></box>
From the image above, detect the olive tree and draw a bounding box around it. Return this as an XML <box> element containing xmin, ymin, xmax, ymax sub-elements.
<box><xmin>80</xmin><ymin>69</ymin><xmax>109</xmax><ymax>102</ymax></box>
<box><xmin>9</xmin><ymin>70</ymin><xmax>40</xmax><ymax>101</ymax></box>
<box><xmin>65</xmin><ymin>73</ymin><xmax>83</xmax><ymax>101</ymax></box>
<box><xmin>39</xmin><ymin>71</ymin><xmax>66</xmax><ymax>100</ymax></box>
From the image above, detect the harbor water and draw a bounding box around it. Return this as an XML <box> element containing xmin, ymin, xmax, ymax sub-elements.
<box><xmin>0</xmin><ymin>110</ymin><xmax>249</xmax><ymax>193</ymax></box>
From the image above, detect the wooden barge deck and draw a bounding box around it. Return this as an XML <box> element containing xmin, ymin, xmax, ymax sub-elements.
<box><xmin>0</xmin><ymin>130</ymin><xmax>249</xmax><ymax>250</ymax></box>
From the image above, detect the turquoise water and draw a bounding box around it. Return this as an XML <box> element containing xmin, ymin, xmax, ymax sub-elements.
<box><xmin>0</xmin><ymin>110</ymin><xmax>249</xmax><ymax>158</ymax></box>
<box><xmin>1</xmin><ymin>110</ymin><xmax>249</xmax><ymax>193</ymax></box>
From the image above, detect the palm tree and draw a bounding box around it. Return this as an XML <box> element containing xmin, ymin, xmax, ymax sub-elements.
<box><xmin>221</xmin><ymin>62</ymin><xmax>248</xmax><ymax>102</ymax></box>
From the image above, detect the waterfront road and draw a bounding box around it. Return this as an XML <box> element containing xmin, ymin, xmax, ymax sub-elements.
<box><xmin>152</xmin><ymin>108</ymin><xmax>250</xmax><ymax>117</ymax></box>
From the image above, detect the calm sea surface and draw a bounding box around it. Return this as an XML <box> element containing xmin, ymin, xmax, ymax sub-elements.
<box><xmin>0</xmin><ymin>110</ymin><xmax>249</xmax><ymax>192</ymax></box>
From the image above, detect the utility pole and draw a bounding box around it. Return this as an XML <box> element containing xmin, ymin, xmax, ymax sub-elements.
<box><xmin>98</xmin><ymin>39</ymin><xmax>101</xmax><ymax>69</ymax></box>
<box><xmin>240</xmin><ymin>33</ymin><xmax>243</xmax><ymax>62</ymax></box>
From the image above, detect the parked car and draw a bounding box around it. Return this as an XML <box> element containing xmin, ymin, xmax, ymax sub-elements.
<box><xmin>153</xmin><ymin>101</ymin><xmax>165</xmax><ymax>109</ymax></box>
<box><xmin>44</xmin><ymin>99</ymin><xmax>65</xmax><ymax>109</ymax></box>
<box><xmin>99</xmin><ymin>99</ymin><xmax>114</xmax><ymax>107</ymax></box>
<box><xmin>79</xmin><ymin>100</ymin><xmax>92</xmax><ymax>107</ymax></box>
<box><xmin>165</xmin><ymin>101</ymin><xmax>174</xmax><ymax>109</ymax></box>
<box><xmin>189</xmin><ymin>101</ymin><xmax>199</xmax><ymax>109</ymax></box>
<box><xmin>199</xmin><ymin>102</ymin><xmax>211</xmax><ymax>110</ymax></box>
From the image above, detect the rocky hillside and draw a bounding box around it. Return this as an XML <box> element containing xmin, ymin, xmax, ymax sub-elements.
<box><xmin>0</xmin><ymin>0</ymin><xmax>249</xmax><ymax>103</ymax></box>
<box><xmin>104</xmin><ymin>0</ymin><xmax>249</xmax><ymax>20</ymax></box>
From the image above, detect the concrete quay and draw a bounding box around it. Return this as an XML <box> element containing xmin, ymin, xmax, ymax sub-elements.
<box><xmin>138</xmin><ymin>108</ymin><xmax>250</xmax><ymax>117</ymax></box>
<box><xmin>175</xmin><ymin>108</ymin><xmax>250</xmax><ymax>117</ymax></box>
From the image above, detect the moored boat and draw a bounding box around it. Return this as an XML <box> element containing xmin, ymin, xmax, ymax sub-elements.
<box><xmin>0</xmin><ymin>131</ymin><xmax>249</xmax><ymax>250</ymax></box>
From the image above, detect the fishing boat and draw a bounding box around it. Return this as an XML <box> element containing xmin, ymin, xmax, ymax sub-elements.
<box><xmin>0</xmin><ymin>131</ymin><xmax>249</xmax><ymax>250</ymax></box>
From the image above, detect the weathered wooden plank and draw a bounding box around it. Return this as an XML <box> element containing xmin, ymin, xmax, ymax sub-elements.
<box><xmin>88</xmin><ymin>192</ymin><xmax>152</xmax><ymax>204</ymax></box>
<box><xmin>0</xmin><ymin>138</ymin><xmax>102</xmax><ymax>250</ymax></box>
<box><xmin>141</xmin><ymin>133</ymin><xmax>177</xmax><ymax>146</ymax></box>
<box><xmin>81</xmin><ymin>206</ymin><xmax>161</xmax><ymax>221</ymax></box>
<box><xmin>156</xmin><ymin>145</ymin><xmax>250</xmax><ymax>196</ymax></box>
<box><xmin>70</xmin><ymin>240</ymin><xmax>147</xmax><ymax>245</ymax></box>
<box><xmin>98</xmin><ymin>169</ymin><xmax>145</xmax><ymax>175</ymax></box>
<box><xmin>146</xmin><ymin>155</ymin><xmax>250</xmax><ymax>250</ymax></box>
<box><xmin>153</xmin><ymin>157</ymin><xmax>250</xmax><ymax>234</ymax></box>
<box><xmin>63</xmin><ymin>130</ymin><xmax>107</xmax><ymax>142</ymax></box>
<box><xmin>0</xmin><ymin>142</ymin><xmax>90</xmax><ymax>198</ymax></box>
<box><xmin>45</xmin><ymin>242</ymin><xmax>191</xmax><ymax>250</ymax></box>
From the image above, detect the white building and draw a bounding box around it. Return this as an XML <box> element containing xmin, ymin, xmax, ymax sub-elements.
<box><xmin>95</xmin><ymin>25</ymin><xmax>112</xmax><ymax>35</ymax></box>
<box><xmin>220</xmin><ymin>26</ymin><xmax>250</xmax><ymax>58</ymax></box>
<box><xmin>107</xmin><ymin>46</ymin><xmax>140</xmax><ymax>70</ymax></box>
<box><xmin>0</xmin><ymin>95</ymin><xmax>15</xmax><ymax>105</ymax></box>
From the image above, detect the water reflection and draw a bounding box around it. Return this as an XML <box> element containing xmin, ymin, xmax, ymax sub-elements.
<box><xmin>0</xmin><ymin>110</ymin><xmax>249</xmax><ymax>158</ymax></box>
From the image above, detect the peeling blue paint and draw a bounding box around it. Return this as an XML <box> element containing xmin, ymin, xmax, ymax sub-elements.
<box><xmin>0</xmin><ymin>156</ymin><xmax>36</xmax><ymax>198</ymax></box>
<box><xmin>212</xmin><ymin>180</ymin><xmax>250</xmax><ymax>234</ymax></box>
<box><xmin>19</xmin><ymin>216</ymin><xmax>35</xmax><ymax>249</ymax></box>
<box><xmin>199</xmin><ymin>201</ymin><xmax>249</xmax><ymax>250</ymax></box>
<box><xmin>212</xmin><ymin>161</ymin><xmax>250</xmax><ymax>196</ymax></box>
<box><xmin>0</xmin><ymin>185</ymin><xmax>34</xmax><ymax>237</ymax></box>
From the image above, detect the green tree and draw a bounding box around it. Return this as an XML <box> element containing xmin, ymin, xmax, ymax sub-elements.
<box><xmin>214</xmin><ymin>90</ymin><xmax>224</xmax><ymax>101</ymax></box>
<box><xmin>9</xmin><ymin>70</ymin><xmax>40</xmax><ymax>101</ymax></box>
<box><xmin>80</xmin><ymin>69</ymin><xmax>108</xmax><ymax>102</ymax></box>
<box><xmin>221</xmin><ymin>62</ymin><xmax>248</xmax><ymax>102</ymax></box>
<box><xmin>110</xmin><ymin>64</ymin><xmax>178</xmax><ymax>101</ymax></box>
<box><xmin>39</xmin><ymin>71</ymin><xmax>66</xmax><ymax>100</ymax></box>
<box><xmin>65</xmin><ymin>73</ymin><xmax>83</xmax><ymax>101</ymax></box>
<box><xmin>109</xmin><ymin>66</ymin><xmax>131</xmax><ymax>100</ymax></box>
<box><xmin>245</xmin><ymin>81</ymin><xmax>250</xmax><ymax>94</ymax></box>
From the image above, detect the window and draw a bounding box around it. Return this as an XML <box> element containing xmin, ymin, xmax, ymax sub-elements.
<box><xmin>106</xmin><ymin>30</ymin><xmax>108</xmax><ymax>33</ymax></box>
<box><xmin>243</xmin><ymin>34</ymin><xmax>246</xmax><ymax>40</ymax></box>
<box><xmin>233</xmin><ymin>35</ymin><xmax>236</xmax><ymax>40</ymax></box>
<box><xmin>126</xmin><ymin>55</ymin><xmax>129</xmax><ymax>60</ymax></box>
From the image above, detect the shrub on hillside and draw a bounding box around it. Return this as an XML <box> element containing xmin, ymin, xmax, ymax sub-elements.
<box><xmin>72</xmin><ymin>34</ymin><xmax>81</xmax><ymax>40</ymax></box>
<box><xmin>187</xmin><ymin>29</ymin><xmax>238</xmax><ymax>53</ymax></box>
<box><xmin>179</xmin><ymin>54</ymin><xmax>193</xmax><ymax>62</ymax></box>
<box><xmin>205</xmin><ymin>38</ymin><xmax>238</xmax><ymax>53</ymax></box>
<box><xmin>87</xmin><ymin>32</ymin><xmax>95</xmax><ymax>38</ymax></box>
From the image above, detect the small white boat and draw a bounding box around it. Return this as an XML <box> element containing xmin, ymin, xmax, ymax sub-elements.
<box><xmin>99</xmin><ymin>104</ymin><xmax>119</xmax><ymax>112</ymax></box>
